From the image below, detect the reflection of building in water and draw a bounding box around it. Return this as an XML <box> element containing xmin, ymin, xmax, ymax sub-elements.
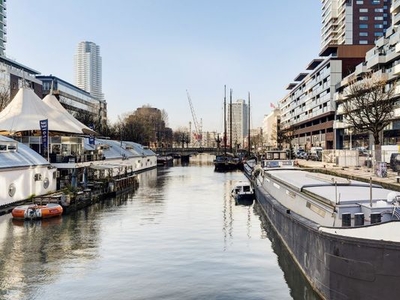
<box><xmin>0</xmin><ymin>213</ymin><xmax>101</xmax><ymax>295</ymax></box>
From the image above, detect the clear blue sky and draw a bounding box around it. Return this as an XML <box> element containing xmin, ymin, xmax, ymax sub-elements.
<box><xmin>7</xmin><ymin>1</ymin><xmax>321</xmax><ymax>132</ymax></box>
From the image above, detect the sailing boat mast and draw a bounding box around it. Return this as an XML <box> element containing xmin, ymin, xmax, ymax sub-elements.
<box><xmin>229</xmin><ymin>88</ymin><xmax>233</xmax><ymax>154</ymax></box>
<box><xmin>224</xmin><ymin>85</ymin><xmax>227</xmax><ymax>157</ymax></box>
<box><xmin>248</xmin><ymin>92</ymin><xmax>251</xmax><ymax>155</ymax></box>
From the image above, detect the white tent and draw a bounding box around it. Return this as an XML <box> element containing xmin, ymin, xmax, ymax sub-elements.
<box><xmin>42</xmin><ymin>93</ymin><xmax>96</xmax><ymax>135</ymax></box>
<box><xmin>0</xmin><ymin>87</ymin><xmax>96</xmax><ymax>135</ymax></box>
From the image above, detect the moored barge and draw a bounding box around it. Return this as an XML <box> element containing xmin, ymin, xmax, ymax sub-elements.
<box><xmin>250</xmin><ymin>166</ymin><xmax>400</xmax><ymax>300</ymax></box>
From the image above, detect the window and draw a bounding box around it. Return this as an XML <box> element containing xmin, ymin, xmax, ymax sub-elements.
<box><xmin>360</xmin><ymin>16</ymin><xmax>368</xmax><ymax>20</ymax></box>
<box><xmin>359</xmin><ymin>40</ymin><xmax>368</xmax><ymax>44</ymax></box>
<box><xmin>375</xmin><ymin>8</ymin><xmax>383</xmax><ymax>12</ymax></box>
<box><xmin>360</xmin><ymin>8</ymin><xmax>368</xmax><ymax>12</ymax></box>
<box><xmin>359</xmin><ymin>32</ymin><xmax>368</xmax><ymax>36</ymax></box>
<box><xmin>375</xmin><ymin>16</ymin><xmax>384</xmax><ymax>20</ymax></box>
<box><xmin>359</xmin><ymin>24</ymin><xmax>368</xmax><ymax>29</ymax></box>
<box><xmin>375</xmin><ymin>24</ymin><xmax>384</xmax><ymax>28</ymax></box>
<box><xmin>371</xmin><ymin>0</ymin><xmax>380</xmax><ymax>4</ymax></box>
<box><xmin>375</xmin><ymin>32</ymin><xmax>384</xmax><ymax>37</ymax></box>
<box><xmin>356</xmin><ymin>0</ymin><xmax>363</xmax><ymax>3</ymax></box>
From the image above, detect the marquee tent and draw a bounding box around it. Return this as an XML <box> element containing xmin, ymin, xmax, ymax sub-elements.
<box><xmin>0</xmin><ymin>87</ymin><xmax>97</xmax><ymax>135</ymax></box>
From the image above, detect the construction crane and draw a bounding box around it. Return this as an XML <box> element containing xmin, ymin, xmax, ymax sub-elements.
<box><xmin>186</xmin><ymin>90</ymin><xmax>202</xmax><ymax>147</ymax></box>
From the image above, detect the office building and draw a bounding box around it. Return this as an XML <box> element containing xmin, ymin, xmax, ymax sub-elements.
<box><xmin>37</xmin><ymin>75</ymin><xmax>107</xmax><ymax>131</ymax></box>
<box><xmin>74</xmin><ymin>41</ymin><xmax>103</xmax><ymax>101</ymax></box>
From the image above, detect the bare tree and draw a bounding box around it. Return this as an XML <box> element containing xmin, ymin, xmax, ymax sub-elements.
<box><xmin>341</xmin><ymin>72</ymin><xmax>399</xmax><ymax>160</ymax></box>
<box><xmin>0</xmin><ymin>85</ymin><xmax>10</xmax><ymax>112</ymax></box>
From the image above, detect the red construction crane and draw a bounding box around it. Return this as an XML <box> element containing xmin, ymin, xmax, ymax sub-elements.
<box><xmin>186</xmin><ymin>90</ymin><xmax>202</xmax><ymax>146</ymax></box>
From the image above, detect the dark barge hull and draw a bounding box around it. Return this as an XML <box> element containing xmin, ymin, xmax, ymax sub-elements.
<box><xmin>253</xmin><ymin>183</ymin><xmax>400</xmax><ymax>300</ymax></box>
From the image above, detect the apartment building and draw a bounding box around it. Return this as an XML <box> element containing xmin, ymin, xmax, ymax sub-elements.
<box><xmin>321</xmin><ymin>0</ymin><xmax>391</xmax><ymax>52</ymax></box>
<box><xmin>0</xmin><ymin>0</ymin><xmax>6</xmax><ymax>57</ymax></box>
<box><xmin>74</xmin><ymin>41</ymin><xmax>104</xmax><ymax>101</ymax></box>
<box><xmin>277</xmin><ymin>1</ymin><xmax>392</xmax><ymax>151</ymax></box>
<box><xmin>227</xmin><ymin>99</ymin><xmax>249</xmax><ymax>149</ymax></box>
<box><xmin>334</xmin><ymin>0</ymin><xmax>400</xmax><ymax>147</ymax></box>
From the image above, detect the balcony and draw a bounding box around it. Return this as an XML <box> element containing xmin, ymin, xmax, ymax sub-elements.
<box><xmin>366</xmin><ymin>54</ymin><xmax>386</xmax><ymax>69</ymax></box>
<box><xmin>393</xmin><ymin>63</ymin><xmax>400</xmax><ymax>76</ymax></box>
<box><xmin>391</xmin><ymin>0</ymin><xmax>400</xmax><ymax>15</ymax></box>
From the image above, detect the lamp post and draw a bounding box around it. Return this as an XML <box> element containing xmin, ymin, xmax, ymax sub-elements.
<box><xmin>348</xmin><ymin>128</ymin><xmax>353</xmax><ymax>150</ymax></box>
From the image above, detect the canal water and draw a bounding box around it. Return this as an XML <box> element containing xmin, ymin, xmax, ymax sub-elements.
<box><xmin>0</xmin><ymin>154</ymin><xmax>321</xmax><ymax>300</ymax></box>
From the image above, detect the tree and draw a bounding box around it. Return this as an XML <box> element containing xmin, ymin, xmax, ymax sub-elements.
<box><xmin>277</xmin><ymin>127</ymin><xmax>295</xmax><ymax>158</ymax></box>
<box><xmin>341</xmin><ymin>72</ymin><xmax>399</xmax><ymax>161</ymax></box>
<box><xmin>0</xmin><ymin>85</ymin><xmax>10</xmax><ymax>112</ymax></box>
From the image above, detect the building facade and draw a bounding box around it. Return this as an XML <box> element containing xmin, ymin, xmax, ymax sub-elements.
<box><xmin>321</xmin><ymin>0</ymin><xmax>391</xmax><ymax>52</ymax></box>
<box><xmin>277</xmin><ymin>1</ymin><xmax>393</xmax><ymax>151</ymax></box>
<box><xmin>227</xmin><ymin>99</ymin><xmax>249</xmax><ymax>149</ymax></box>
<box><xmin>74</xmin><ymin>41</ymin><xmax>103</xmax><ymax>101</ymax></box>
<box><xmin>262</xmin><ymin>108</ymin><xmax>280</xmax><ymax>150</ymax></box>
<box><xmin>334</xmin><ymin>0</ymin><xmax>400</xmax><ymax>148</ymax></box>
<box><xmin>36</xmin><ymin>75</ymin><xmax>106</xmax><ymax>131</ymax></box>
<box><xmin>0</xmin><ymin>0</ymin><xmax>6</xmax><ymax>57</ymax></box>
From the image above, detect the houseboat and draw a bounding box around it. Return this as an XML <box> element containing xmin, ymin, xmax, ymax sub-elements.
<box><xmin>250</xmin><ymin>166</ymin><xmax>400</xmax><ymax>300</ymax></box>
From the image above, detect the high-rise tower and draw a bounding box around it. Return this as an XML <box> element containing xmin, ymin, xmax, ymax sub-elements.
<box><xmin>227</xmin><ymin>99</ymin><xmax>249</xmax><ymax>149</ymax></box>
<box><xmin>0</xmin><ymin>0</ymin><xmax>6</xmax><ymax>56</ymax></box>
<box><xmin>74</xmin><ymin>41</ymin><xmax>103</xmax><ymax>100</ymax></box>
<box><xmin>321</xmin><ymin>0</ymin><xmax>391</xmax><ymax>52</ymax></box>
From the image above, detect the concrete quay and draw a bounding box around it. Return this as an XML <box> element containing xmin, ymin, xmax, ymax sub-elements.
<box><xmin>296</xmin><ymin>159</ymin><xmax>400</xmax><ymax>192</ymax></box>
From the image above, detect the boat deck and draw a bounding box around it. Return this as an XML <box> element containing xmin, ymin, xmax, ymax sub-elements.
<box><xmin>266</xmin><ymin>169</ymin><xmax>397</xmax><ymax>206</ymax></box>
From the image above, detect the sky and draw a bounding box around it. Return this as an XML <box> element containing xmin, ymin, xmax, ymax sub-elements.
<box><xmin>6</xmin><ymin>1</ymin><xmax>321</xmax><ymax>132</ymax></box>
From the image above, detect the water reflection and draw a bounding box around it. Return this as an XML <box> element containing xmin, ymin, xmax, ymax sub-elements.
<box><xmin>254</xmin><ymin>203</ymin><xmax>322</xmax><ymax>300</ymax></box>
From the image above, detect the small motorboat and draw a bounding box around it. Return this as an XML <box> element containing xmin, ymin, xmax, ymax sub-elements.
<box><xmin>231</xmin><ymin>180</ymin><xmax>254</xmax><ymax>202</ymax></box>
<box><xmin>11</xmin><ymin>203</ymin><xmax>63</xmax><ymax>220</ymax></box>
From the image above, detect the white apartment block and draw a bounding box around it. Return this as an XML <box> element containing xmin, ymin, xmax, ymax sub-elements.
<box><xmin>0</xmin><ymin>0</ymin><xmax>6</xmax><ymax>57</ymax></box>
<box><xmin>74</xmin><ymin>41</ymin><xmax>104</xmax><ymax>101</ymax></box>
<box><xmin>262</xmin><ymin>109</ymin><xmax>280</xmax><ymax>149</ymax></box>
<box><xmin>279</xmin><ymin>58</ymin><xmax>342</xmax><ymax>151</ymax></box>
<box><xmin>227</xmin><ymin>99</ymin><xmax>248</xmax><ymax>149</ymax></box>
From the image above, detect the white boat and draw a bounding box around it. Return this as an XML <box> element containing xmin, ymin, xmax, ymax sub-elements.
<box><xmin>250</xmin><ymin>166</ymin><xmax>400</xmax><ymax>300</ymax></box>
<box><xmin>0</xmin><ymin>136</ymin><xmax>57</xmax><ymax>207</ymax></box>
<box><xmin>231</xmin><ymin>180</ymin><xmax>254</xmax><ymax>203</ymax></box>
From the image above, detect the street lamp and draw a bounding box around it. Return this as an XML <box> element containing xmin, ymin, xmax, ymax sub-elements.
<box><xmin>348</xmin><ymin>127</ymin><xmax>353</xmax><ymax>150</ymax></box>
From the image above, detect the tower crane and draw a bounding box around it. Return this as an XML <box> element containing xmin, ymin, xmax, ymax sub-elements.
<box><xmin>186</xmin><ymin>90</ymin><xmax>202</xmax><ymax>146</ymax></box>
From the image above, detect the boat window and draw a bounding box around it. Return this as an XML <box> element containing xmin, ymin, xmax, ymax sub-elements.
<box><xmin>243</xmin><ymin>186</ymin><xmax>251</xmax><ymax>192</ymax></box>
<box><xmin>8</xmin><ymin>183</ymin><xmax>16</xmax><ymax>197</ymax></box>
<box><xmin>43</xmin><ymin>177</ymin><xmax>49</xmax><ymax>189</ymax></box>
<box><xmin>0</xmin><ymin>144</ymin><xmax>6</xmax><ymax>151</ymax></box>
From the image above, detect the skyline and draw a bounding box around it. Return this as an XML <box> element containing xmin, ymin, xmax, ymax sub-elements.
<box><xmin>7</xmin><ymin>1</ymin><xmax>321</xmax><ymax>132</ymax></box>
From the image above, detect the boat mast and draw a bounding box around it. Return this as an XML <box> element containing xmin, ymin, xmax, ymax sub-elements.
<box><xmin>248</xmin><ymin>91</ymin><xmax>251</xmax><ymax>156</ymax></box>
<box><xmin>230</xmin><ymin>88</ymin><xmax>233</xmax><ymax>154</ymax></box>
<box><xmin>224</xmin><ymin>85</ymin><xmax>227</xmax><ymax>157</ymax></box>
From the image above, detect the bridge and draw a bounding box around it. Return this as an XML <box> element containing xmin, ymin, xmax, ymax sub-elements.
<box><xmin>154</xmin><ymin>147</ymin><xmax>220</xmax><ymax>155</ymax></box>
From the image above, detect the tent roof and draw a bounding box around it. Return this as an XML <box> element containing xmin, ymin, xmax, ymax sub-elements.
<box><xmin>42</xmin><ymin>94</ymin><xmax>97</xmax><ymax>135</ymax></box>
<box><xmin>0</xmin><ymin>87</ymin><xmax>95</xmax><ymax>135</ymax></box>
